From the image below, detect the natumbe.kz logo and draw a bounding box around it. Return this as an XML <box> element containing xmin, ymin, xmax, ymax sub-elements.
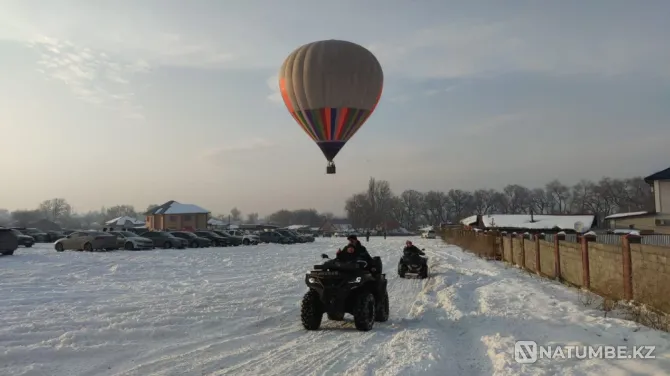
<box><xmin>514</xmin><ymin>341</ymin><xmax>656</xmax><ymax>363</ymax></box>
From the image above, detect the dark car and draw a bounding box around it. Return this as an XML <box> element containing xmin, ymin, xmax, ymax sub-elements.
<box><xmin>275</xmin><ymin>229</ymin><xmax>303</xmax><ymax>243</ymax></box>
<box><xmin>170</xmin><ymin>231</ymin><xmax>211</xmax><ymax>248</ymax></box>
<box><xmin>211</xmin><ymin>230</ymin><xmax>243</xmax><ymax>246</ymax></box>
<box><xmin>0</xmin><ymin>227</ymin><xmax>19</xmax><ymax>255</ymax></box>
<box><xmin>259</xmin><ymin>230</ymin><xmax>293</xmax><ymax>244</ymax></box>
<box><xmin>140</xmin><ymin>231</ymin><xmax>186</xmax><ymax>249</ymax></box>
<box><xmin>9</xmin><ymin>229</ymin><xmax>34</xmax><ymax>248</ymax></box>
<box><xmin>194</xmin><ymin>231</ymin><xmax>230</xmax><ymax>247</ymax></box>
<box><xmin>13</xmin><ymin>227</ymin><xmax>49</xmax><ymax>242</ymax></box>
<box><xmin>46</xmin><ymin>231</ymin><xmax>65</xmax><ymax>242</ymax></box>
<box><xmin>109</xmin><ymin>231</ymin><xmax>155</xmax><ymax>250</ymax></box>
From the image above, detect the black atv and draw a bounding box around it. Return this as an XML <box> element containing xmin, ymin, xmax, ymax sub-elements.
<box><xmin>301</xmin><ymin>254</ymin><xmax>389</xmax><ymax>331</ymax></box>
<box><xmin>398</xmin><ymin>249</ymin><xmax>428</xmax><ymax>279</ymax></box>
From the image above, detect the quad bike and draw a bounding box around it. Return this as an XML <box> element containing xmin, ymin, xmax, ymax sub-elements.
<box><xmin>398</xmin><ymin>249</ymin><xmax>428</xmax><ymax>279</ymax></box>
<box><xmin>301</xmin><ymin>253</ymin><xmax>389</xmax><ymax>331</ymax></box>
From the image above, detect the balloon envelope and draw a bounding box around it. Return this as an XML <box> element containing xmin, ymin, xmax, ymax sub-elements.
<box><xmin>278</xmin><ymin>40</ymin><xmax>383</xmax><ymax>161</ymax></box>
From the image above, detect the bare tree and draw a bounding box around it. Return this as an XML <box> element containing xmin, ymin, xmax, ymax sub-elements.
<box><xmin>38</xmin><ymin>198</ymin><xmax>71</xmax><ymax>222</ymax></box>
<box><xmin>230</xmin><ymin>207</ymin><xmax>242</xmax><ymax>222</ymax></box>
<box><xmin>245</xmin><ymin>213</ymin><xmax>259</xmax><ymax>224</ymax></box>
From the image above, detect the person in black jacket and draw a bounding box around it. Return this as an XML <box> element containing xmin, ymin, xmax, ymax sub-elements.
<box><xmin>403</xmin><ymin>240</ymin><xmax>425</xmax><ymax>257</ymax></box>
<box><xmin>336</xmin><ymin>235</ymin><xmax>373</xmax><ymax>264</ymax></box>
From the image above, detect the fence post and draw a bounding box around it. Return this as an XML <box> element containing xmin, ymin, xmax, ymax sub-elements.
<box><xmin>580</xmin><ymin>234</ymin><xmax>596</xmax><ymax>289</ymax></box>
<box><xmin>519</xmin><ymin>234</ymin><xmax>526</xmax><ymax>269</ymax></box>
<box><xmin>621</xmin><ymin>234</ymin><xmax>640</xmax><ymax>301</ymax></box>
<box><xmin>554</xmin><ymin>233</ymin><xmax>565</xmax><ymax>280</ymax></box>
<box><xmin>535</xmin><ymin>234</ymin><xmax>543</xmax><ymax>275</ymax></box>
<box><xmin>509</xmin><ymin>233</ymin><xmax>516</xmax><ymax>265</ymax></box>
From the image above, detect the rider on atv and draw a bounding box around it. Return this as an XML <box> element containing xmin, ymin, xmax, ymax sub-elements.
<box><xmin>403</xmin><ymin>240</ymin><xmax>425</xmax><ymax>257</ymax></box>
<box><xmin>337</xmin><ymin>235</ymin><xmax>373</xmax><ymax>264</ymax></box>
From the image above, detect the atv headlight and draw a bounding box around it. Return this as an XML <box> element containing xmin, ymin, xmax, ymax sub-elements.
<box><xmin>349</xmin><ymin>276</ymin><xmax>362</xmax><ymax>284</ymax></box>
<box><xmin>308</xmin><ymin>277</ymin><xmax>317</xmax><ymax>284</ymax></box>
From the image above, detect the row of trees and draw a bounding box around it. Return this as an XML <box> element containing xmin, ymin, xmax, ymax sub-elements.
<box><xmin>0</xmin><ymin>199</ymin><xmax>161</xmax><ymax>228</ymax></box>
<box><xmin>0</xmin><ymin>175</ymin><xmax>653</xmax><ymax>231</ymax></box>
<box><xmin>344</xmin><ymin>176</ymin><xmax>654</xmax><ymax>230</ymax></box>
<box><xmin>0</xmin><ymin>200</ymin><xmax>333</xmax><ymax>229</ymax></box>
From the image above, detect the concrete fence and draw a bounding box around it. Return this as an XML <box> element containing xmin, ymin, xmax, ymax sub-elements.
<box><xmin>441</xmin><ymin>228</ymin><xmax>670</xmax><ymax>314</ymax></box>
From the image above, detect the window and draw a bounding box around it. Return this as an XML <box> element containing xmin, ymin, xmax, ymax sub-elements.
<box><xmin>183</xmin><ymin>215</ymin><xmax>192</xmax><ymax>221</ymax></box>
<box><xmin>170</xmin><ymin>216</ymin><xmax>177</xmax><ymax>222</ymax></box>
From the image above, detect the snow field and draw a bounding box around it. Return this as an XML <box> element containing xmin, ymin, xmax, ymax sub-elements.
<box><xmin>0</xmin><ymin>237</ymin><xmax>669</xmax><ymax>376</ymax></box>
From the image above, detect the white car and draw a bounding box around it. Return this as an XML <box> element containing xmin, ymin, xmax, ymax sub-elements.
<box><xmin>422</xmin><ymin>230</ymin><xmax>436</xmax><ymax>239</ymax></box>
<box><xmin>228</xmin><ymin>230</ymin><xmax>260</xmax><ymax>245</ymax></box>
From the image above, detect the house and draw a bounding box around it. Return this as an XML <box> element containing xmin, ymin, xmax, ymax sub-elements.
<box><xmin>461</xmin><ymin>213</ymin><xmax>596</xmax><ymax>233</ymax></box>
<box><xmin>145</xmin><ymin>200</ymin><xmax>210</xmax><ymax>231</ymax></box>
<box><xmin>602</xmin><ymin>167</ymin><xmax>670</xmax><ymax>233</ymax></box>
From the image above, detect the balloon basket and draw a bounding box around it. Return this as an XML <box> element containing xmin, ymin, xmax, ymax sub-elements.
<box><xmin>326</xmin><ymin>162</ymin><xmax>336</xmax><ymax>174</ymax></box>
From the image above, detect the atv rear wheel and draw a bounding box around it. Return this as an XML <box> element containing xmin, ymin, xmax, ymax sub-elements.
<box><xmin>375</xmin><ymin>289</ymin><xmax>390</xmax><ymax>322</ymax></box>
<box><xmin>327</xmin><ymin>312</ymin><xmax>344</xmax><ymax>321</ymax></box>
<box><xmin>300</xmin><ymin>289</ymin><xmax>323</xmax><ymax>330</ymax></box>
<box><xmin>353</xmin><ymin>292</ymin><xmax>375</xmax><ymax>331</ymax></box>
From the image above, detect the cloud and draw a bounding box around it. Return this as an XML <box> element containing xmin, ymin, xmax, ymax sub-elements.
<box><xmin>368</xmin><ymin>18</ymin><xmax>670</xmax><ymax>79</ymax></box>
<box><xmin>29</xmin><ymin>36</ymin><xmax>148</xmax><ymax>120</ymax></box>
<box><xmin>459</xmin><ymin>112</ymin><xmax>533</xmax><ymax>136</ymax></box>
<box><xmin>202</xmin><ymin>138</ymin><xmax>277</xmax><ymax>165</ymax></box>
<box><xmin>266</xmin><ymin>75</ymin><xmax>282</xmax><ymax>104</ymax></box>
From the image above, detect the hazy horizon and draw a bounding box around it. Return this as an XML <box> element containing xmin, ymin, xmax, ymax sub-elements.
<box><xmin>2</xmin><ymin>1</ymin><xmax>669</xmax><ymax>217</ymax></box>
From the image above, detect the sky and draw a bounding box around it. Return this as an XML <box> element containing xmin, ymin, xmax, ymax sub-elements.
<box><xmin>1</xmin><ymin>0</ymin><xmax>669</xmax><ymax>217</ymax></box>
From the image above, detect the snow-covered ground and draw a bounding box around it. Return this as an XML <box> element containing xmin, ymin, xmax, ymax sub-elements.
<box><xmin>1</xmin><ymin>237</ymin><xmax>669</xmax><ymax>376</ymax></box>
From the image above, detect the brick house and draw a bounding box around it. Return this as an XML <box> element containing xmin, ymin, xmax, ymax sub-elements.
<box><xmin>145</xmin><ymin>200</ymin><xmax>210</xmax><ymax>231</ymax></box>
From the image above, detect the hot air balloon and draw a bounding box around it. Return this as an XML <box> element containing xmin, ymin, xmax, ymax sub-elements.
<box><xmin>278</xmin><ymin>39</ymin><xmax>383</xmax><ymax>174</ymax></box>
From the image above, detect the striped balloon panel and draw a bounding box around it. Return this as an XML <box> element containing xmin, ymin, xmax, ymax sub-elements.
<box><xmin>290</xmin><ymin>107</ymin><xmax>372</xmax><ymax>142</ymax></box>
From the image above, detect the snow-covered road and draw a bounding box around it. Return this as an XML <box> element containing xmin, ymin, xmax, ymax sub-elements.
<box><xmin>1</xmin><ymin>237</ymin><xmax>669</xmax><ymax>376</ymax></box>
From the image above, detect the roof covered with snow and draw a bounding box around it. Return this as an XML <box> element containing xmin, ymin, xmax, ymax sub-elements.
<box><xmin>604</xmin><ymin>211</ymin><xmax>653</xmax><ymax>220</ymax></box>
<box><xmin>105</xmin><ymin>216</ymin><xmax>145</xmax><ymax>226</ymax></box>
<box><xmin>148</xmin><ymin>200</ymin><xmax>210</xmax><ymax>215</ymax></box>
<box><xmin>207</xmin><ymin>218</ymin><xmax>226</xmax><ymax>226</ymax></box>
<box><xmin>460</xmin><ymin>215</ymin><xmax>478</xmax><ymax>226</ymax></box>
<box><xmin>474</xmin><ymin>214</ymin><xmax>595</xmax><ymax>231</ymax></box>
<box><xmin>287</xmin><ymin>225</ymin><xmax>309</xmax><ymax>230</ymax></box>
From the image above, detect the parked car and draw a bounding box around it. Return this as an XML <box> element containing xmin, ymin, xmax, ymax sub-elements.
<box><xmin>170</xmin><ymin>231</ymin><xmax>211</xmax><ymax>248</ymax></box>
<box><xmin>46</xmin><ymin>231</ymin><xmax>66</xmax><ymax>242</ymax></box>
<box><xmin>284</xmin><ymin>229</ymin><xmax>314</xmax><ymax>242</ymax></box>
<box><xmin>9</xmin><ymin>229</ymin><xmax>34</xmax><ymax>247</ymax></box>
<box><xmin>275</xmin><ymin>229</ymin><xmax>302</xmax><ymax>243</ymax></box>
<box><xmin>12</xmin><ymin>227</ymin><xmax>49</xmax><ymax>242</ymax></box>
<box><xmin>54</xmin><ymin>231</ymin><xmax>119</xmax><ymax>252</ymax></box>
<box><xmin>258</xmin><ymin>230</ymin><xmax>293</xmax><ymax>244</ymax></box>
<box><xmin>227</xmin><ymin>229</ymin><xmax>260</xmax><ymax>245</ymax></box>
<box><xmin>140</xmin><ymin>231</ymin><xmax>187</xmax><ymax>249</ymax></box>
<box><xmin>194</xmin><ymin>231</ymin><xmax>230</xmax><ymax>247</ymax></box>
<box><xmin>0</xmin><ymin>227</ymin><xmax>19</xmax><ymax>255</ymax></box>
<box><xmin>421</xmin><ymin>230</ymin><xmax>436</xmax><ymax>239</ymax></box>
<box><xmin>109</xmin><ymin>231</ymin><xmax>154</xmax><ymax>250</ymax></box>
<box><xmin>211</xmin><ymin>230</ymin><xmax>243</xmax><ymax>246</ymax></box>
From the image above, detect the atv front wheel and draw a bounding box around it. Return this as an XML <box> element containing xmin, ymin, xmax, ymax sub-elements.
<box><xmin>398</xmin><ymin>263</ymin><xmax>407</xmax><ymax>278</ymax></box>
<box><xmin>375</xmin><ymin>289</ymin><xmax>390</xmax><ymax>322</ymax></box>
<box><xmin>353</xmin><ymin>292</ymin><xmax>375</xmax><ymax>331</ymax></box>
<box><xmin>327</xmin><ymin>312</ymin><xmax>345</xmax><ymax>321</ymax></box>
<box><xmin>300</xmin><ymin>289</ymin><xmax>323</xmax><ymax>330</ymax></box>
